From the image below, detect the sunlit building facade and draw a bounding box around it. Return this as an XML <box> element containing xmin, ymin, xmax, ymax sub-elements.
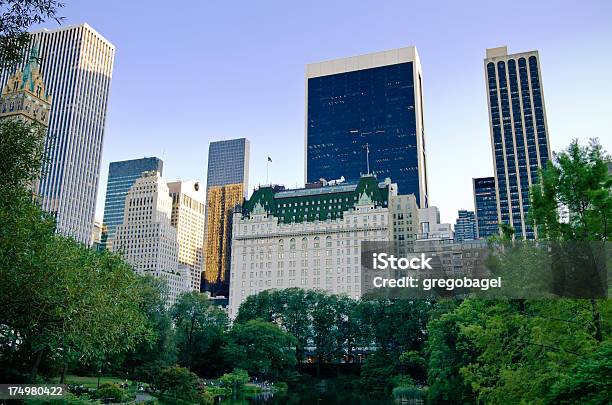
<box><xmin>168</xmin><ymin>180</ymin><xmax>206</xmax><ymax>291</ymax></box>
<box><xmin>203</xmin><ymin>138</ymin><xmax>250</xmax><ymax>295</ymax></box>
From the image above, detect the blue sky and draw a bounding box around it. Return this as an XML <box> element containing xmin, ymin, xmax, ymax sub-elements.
<box><xmin>49</xmin><ymin>0</ymin><xmax>612</xmax><ymax>224</ymax></box>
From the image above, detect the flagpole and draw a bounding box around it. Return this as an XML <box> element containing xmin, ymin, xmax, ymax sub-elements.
<box><xmin>266</xmin><ymin>159</ymin><xmax>269</xmax><ymax>185</ymax></box>
<box><xmin>366</xmin><ymin>143</ymin><xmax>370</xmax><ymax>175</ymax></box>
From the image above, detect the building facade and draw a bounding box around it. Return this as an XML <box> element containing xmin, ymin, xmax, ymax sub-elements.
<box><xmin>101</xmin><ymin>157</ymin><xmax>164</xmax><ymax>250</ymax></box>
<box><xmin>454</xmin><ymin>210</ymin><xmax>477</xmax><ymax>242</ymax></box>
<box><xmin>0</xmin><ymin>24</ymin><xmax>115</xmax><ymax>244</ymax></box>
<box><xmin>0</xmin><ymin>43</ymin><xmax>51</xmax><ymax>127</ymax></box>
<box><xmin>168</xmin><ymin>180</ymin><xmax>206</xmax><ymax>291</ymax></box>
<box><xmin>112</xmin><ymin>171</ymin><xmax>189</xmax><ymax>306</ymax></box>
<box><xmin>203</xmin><ymin>138</ymin><xmax>250</xmax><ymax>296</ymax></box>
<box><xmin>485</xmin><ymin>46</ymin><xmax>551</xmax><ymax>239</ymax></box>
<box><xmin>473</xmin><ymin>176</ymin><xmax>499</xmax><ymax>239</ymax></box>
<box><xmin>228</xmin><ymin>176</ymin><xmax>396</xmax><ymax>317</ymax></box>
<box><xmin>91</xmin><ymin>220</ymin><xmax>105</xmax><ymax>251</ymax></box>
<box><xmin>416</xmin><ymin>207</ymin><xmax>453</xmax><ymax>241</ymax></box>
<box><xmin>305</xmin><ymin>46</ymin><xmax>428</xmax><ymax>208</ymax></box>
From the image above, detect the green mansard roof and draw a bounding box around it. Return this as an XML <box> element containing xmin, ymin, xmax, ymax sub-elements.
<box><xmin>241</xmin><ymin>176</ymin><xmax>390</xmax><ymax>224</ymax></box>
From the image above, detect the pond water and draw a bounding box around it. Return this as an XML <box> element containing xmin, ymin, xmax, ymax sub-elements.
<box><xmin>219</xmin><ymin>386</ymin><xmax>396</xmax><ymax>405</ymax></box>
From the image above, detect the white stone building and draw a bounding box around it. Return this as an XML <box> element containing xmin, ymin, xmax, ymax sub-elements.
<box><xmin>228</xmin><ymin>176</ymin><xmax>402</xmax><ymax>317</ymax></box>
<box><xmin>112</xmin><ymin>171</ymin><xmax>189</xmax><ymax>306</ymax></box>
<box><xmin>416</xmin><ymin>207</ymin><xmax>453</xmax><ymax>241</ymax></box>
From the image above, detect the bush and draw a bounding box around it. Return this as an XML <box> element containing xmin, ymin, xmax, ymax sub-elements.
<box><xmin>26</xmin><ymin>393</ymin><xmax>99</xmax><ymax>404</ymax></box>
<box><xmin>273</xmin><ymin>381</ymin><xmax>289</xmax><ymax>394</ymax></box>
<box><xmin>391</xmin><ymin>374</ymin><xmax>415</xmax><ymax>388</ymax></box>
<box><xmin>359</xmin><ymin>351</ymin><xmax>397</xmax><ymax>392</ymax></box>
<box><xmin>157</xmin><ymin>365</ymin><xmax>200</xmax><ymax>399</ymax></box>
<box><xmin>93</xmin><ymin>383</ymin><xmax>127</xmax><ymax>403</ymax></box>
<box><xmin>198</xmin><ymin>389</ymin><xmax>215</xmax><ymax>405</ymax></box>
<box><xmin>219</xmin><ymin>368</ymin><xmax>250</xmax><ymax>392</ymax></box>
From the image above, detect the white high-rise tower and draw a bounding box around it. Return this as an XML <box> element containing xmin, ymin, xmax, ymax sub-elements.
<box><xmin>1</xmin><ymin>23</ymin><xmax>115</xmax><ymax>244</ymax></box>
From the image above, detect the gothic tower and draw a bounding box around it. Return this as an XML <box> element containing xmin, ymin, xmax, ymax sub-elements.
<box><xmin>0</xmin><ymin>42</ymin><xmax>52</xmax><ymax>127</ymax></box>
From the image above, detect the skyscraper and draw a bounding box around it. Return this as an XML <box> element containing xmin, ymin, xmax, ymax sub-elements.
<box><xmin>305</xmin><ymin>46</ymin><xmax>428</xmax><ymax>208</ymax></box>
<box><xmin>101</xmin><ymin>157</ymin><xmax>164</xmax><ymax>250</ymax></box>
<box><xmin>168</xmin><ymin>180</ymin><xmax>206</xmax><ymax>291</ymax></box>
<box><xmin>112</xmin><ymin>171</ymin><xmax>189</xmax><ymax>306</ymax></box>
<box><xmin>454</xmin><ymin>210</ymin><xmax>477</xmax><ymax>242</ymax></box>
<box><xmin>0</xmin><ymin>24</ymin><xmax>115</xmax><ymax>244</ymax></box>
<box><xmin>473</xmin><ymin>176</ymin><xmax>499</xmax><ymax>239</ymax></box>
<box><xmin>203</xmin><ymin>138</ymin><xmax>249</xmax><ymax>295</ymax></box>
<box><xmin>485</xmin><ymin>46</ymin><xmax>551</xmax><ymax>239</ymax></box>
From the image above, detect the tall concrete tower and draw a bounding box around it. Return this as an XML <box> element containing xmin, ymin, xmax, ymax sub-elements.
<box><xmin>1</xmin><ymin>24</ymin><xmax>115</xmax><ymax>244</ymax></box>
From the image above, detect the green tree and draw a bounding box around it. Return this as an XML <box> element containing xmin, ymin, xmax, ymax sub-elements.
<box><xmin>223</xmin><ymin>319</ymin><xmax>297</xmax><ymax>381</ymax></box>
<box><xmin>124</xmin><ymin>276</ymin><xmax>176</xmax><ymax>380</ymax></box>
<box><xmin>425</xmin><ymin>300</ymin><xmax>477</xmax><ymax>405</ymax></box>
<box><xmin>359</xmin><ymin>351</ymin><xmax>397</xmax><ymax>393</ymax></box>
<box><xmin>171</xmin><ymin>291</ymin><xmax>229</xmax><ymax>374</ymax></box>
<box><xmin>548</xmin><ymin>341</ymin><xmax>612</xmax><ymax>405</ymax></box>
<box><xmin>1</xmin><ymin>86</ymin><xmax>151</xmax><ymax>382</ymax></box>
<box><xmin>157</xmin><ymin>365</ymin><xmax>201</xmax><ymax>401</ymax></box>
<box><xmin>530</xmin><ymin>138</ymin><xmax>610</xmax><ymax>242</ymax></box>
<box><xmin>0</xmin><ymin>0</ymin><xmax>64</xmax><ymax>69</ymax></box>
<box><xmin>219</xmin><ymin>368</ymin><xmax>250</xmax><ymax>393</ymax></box>
<box><xmin>310</xmin><ymin>293</ymin><xmax>337</xmax><ymax>374</ymax></box>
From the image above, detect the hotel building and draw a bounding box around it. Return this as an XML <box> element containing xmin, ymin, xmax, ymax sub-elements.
<box><xmin>228</xmin><ymin>176</ymin><xmax>398</xmax><ymax>317</ymax></box>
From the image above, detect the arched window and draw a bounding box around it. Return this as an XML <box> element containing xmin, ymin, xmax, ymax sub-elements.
<box><xmin>301</xmin><ymin>237</ymin><xmax>308</xmax><ymax>249</ymax></box>
<box><xmin>290</xmin><ymin>238</ymin><xmax>296</xmax><ymax>250</ymax></box>
<box><xmin>314</xmin><ymin>236</ymin><xmax>320</xmax><ymax>248</ymax></box>
<box><xmin>325</xmin><ymin>236</ymin><xmax>332</xmax><ymax>248</ymax></box>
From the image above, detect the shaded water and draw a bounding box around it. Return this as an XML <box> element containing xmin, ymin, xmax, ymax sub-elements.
<box><xmin>219</xmin><ymin>385</ymin><xmax>395</xmax><ymax>405</ymax></box>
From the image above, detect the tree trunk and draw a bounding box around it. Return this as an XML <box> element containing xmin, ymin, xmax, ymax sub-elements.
<box><xmin>59</xmin><ymin>363</ymin><xmax>66</xmax><ymax>384</ymax></box>
<box><xmin>591</xmin><ymin>298</ymin><xmax>602</xmax><ymax>342</ymax></box>
<box><xmin>29</xmin><ymin>349</ymin><xmax>43</xmax><ymax>382</ymax></box>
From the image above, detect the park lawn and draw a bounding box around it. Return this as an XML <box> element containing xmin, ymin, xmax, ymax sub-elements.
<box><xmin>59</xmin><ymin>374</ymin><xmax>127</xmax><ymax>388</ymax></box>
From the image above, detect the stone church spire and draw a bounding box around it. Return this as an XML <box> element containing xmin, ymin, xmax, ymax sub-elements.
<box><xmin>0</xmin><ymin>41</ymin><xmax>52</xmax><ymax>126</ymax></box>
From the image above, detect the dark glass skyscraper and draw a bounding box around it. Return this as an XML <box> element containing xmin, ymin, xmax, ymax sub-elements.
<box><xmin>101</xmin><ymin>157</ymin><xmax>163</xmax><ymax>250</ymax></box>
<box><xmin>305</xmin><ymin>47</ymin><xmax>428</xmax><ymax>208</ymax></box>
<box><xmin>206</xmin><ymin>138</ymin><xmax>250</xmax><ymax>190</ymax></box>
<box><xmin>473</xmin><ymin>176</ymin><xmax>499</xmax><ymax>239</ymax></box>
<box><xmin>485</xmin><ymin>46</ymin><xmax>551</xmax><ymax>239</ymax></box>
